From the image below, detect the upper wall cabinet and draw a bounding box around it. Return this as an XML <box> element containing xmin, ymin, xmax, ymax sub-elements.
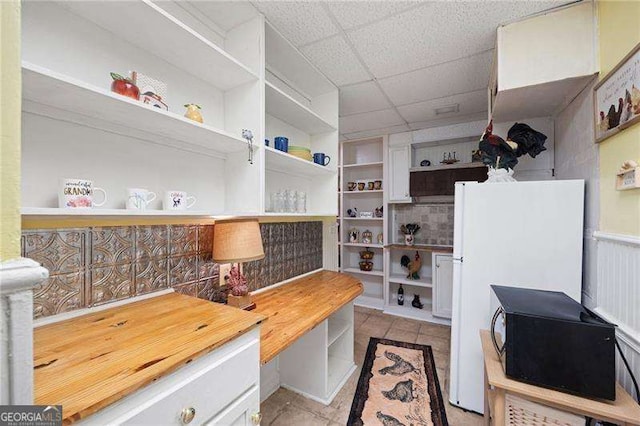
<box><xmin>489</xmin><ymin>2</ymin><xmax>598</xmax><ymax>122</ymax></box>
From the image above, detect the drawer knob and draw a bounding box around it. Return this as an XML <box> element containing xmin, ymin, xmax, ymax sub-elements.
<box><xmin>250</xmin><ymin>412</ymin><xmax>262</xmax><ymax>425</ymax></box>
<box><xmin>180</xmin><ymin>407</ymin><xmax>196</xmax><ymax>424</ymax></box>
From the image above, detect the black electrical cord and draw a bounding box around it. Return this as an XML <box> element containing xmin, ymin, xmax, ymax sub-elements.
<box><xmin>615</xmin><ymin>336</ymin><xmax>640</xmax><ymax>405</ymax></box>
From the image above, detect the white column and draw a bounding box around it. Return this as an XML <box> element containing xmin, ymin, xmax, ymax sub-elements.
<box><xmin>0</xmin><ymin>258</ymin><xmax>48</xmax><ymax>404</ymax></box>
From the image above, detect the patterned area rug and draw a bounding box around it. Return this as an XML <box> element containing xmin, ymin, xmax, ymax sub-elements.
<box><xmin>348</xmin><ymin>338</ymin><xmax>449</xmax><ymax>426</ymax></box>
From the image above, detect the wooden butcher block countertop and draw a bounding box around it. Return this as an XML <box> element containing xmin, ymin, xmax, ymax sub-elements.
<box><xmin>34</xmin><ymin>292</ymin><xmax>265</xmax><ymax>424</ymax></box>
<box><xmin>252</xmin><ymin>270</ymin><xmax>363</xmax><ymax>365</ymax></box>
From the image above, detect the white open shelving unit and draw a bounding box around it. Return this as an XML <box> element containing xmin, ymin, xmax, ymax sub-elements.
<box><xmin>339</xmin><ymin>136</ymin><xmax>388</xmax><ymax>310</ymax></box>
<box><xmin>21</xmin><ymin>0</ymin><xmax>338</xmax><ymax>218</ymax></box>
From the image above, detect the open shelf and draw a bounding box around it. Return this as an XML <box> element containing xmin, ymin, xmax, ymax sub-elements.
<box><xmin>327</xmin><ymin>319</ymin><xmax>350</xmax><ymax>347</ymax></box>
<box><xmin>341</xmin><ymin>243</ymin><xmax>383</xmax><ymax>249</ymax></box>
<box><xmin>341</xmin><ymin>190</ymin><xmax>384</xmax><ymax>194</ymax></box>
<box><xmin>22</xmin><ymin>63</ymin><xmax>250</xmax><ymax>156</ymax></box>
<box><xmin>58</xmin><ymin>0</ymin><xmax>257</xmax><ymax>91</ymax></box>
<box><xmin>265</xmin><ymin>146</ymin><xmax>336</xmax><ymax>177</ymax></box>
<box><xmin>388</xmin><ymin>274</ymin><xmax>432</xmax><ymax>288</ymax></box>
<box><xmin>354</xmin><ymin>295</ymin><xmax>384</xmax><ymax>310</ymax></box>
<box><xmin>327</xmin><ymin>356</ymin><xmax>354</xmax><ymax>396</ymax></box>
<box><xmin>341</xmin><ymin>217</ymin><xmax>383</xmax><ymax>222</ymax></box>
<box><xmin>410</xmin><ymin>162</ymin><xmax>487</xmax><ymax>173</ymax></box>
<box><xmin>342</xmin><ymin>161</ymin><xmax>384</xmax><ymax>169</ymax></box>
<box><xmin>263</xmin><ymin>212</ymin><xmax>337</xmax><ymax>217</ymax></box>
<box><xmin>21</xmin><ymin>208</ymin><xmax>216</xmax><ymax>217</ymax></box>
<box><xmin>342</xmin><ymin>268</ymin><xmax>384</xmax><ymax>277</ymax></box>
<box><xmin>265</xmin><ymin>82</ymin><xmax>335</xmax><ymax>134</ymax></box>
<box><xmin>265</xmin><ymin>23</ymin><xmax>335</xmax><ymax>99</ymax></box>
<box><xmin>383</xmin><ymin>304</ymin><xmax>450</xmax><ymax>325</ymax></box>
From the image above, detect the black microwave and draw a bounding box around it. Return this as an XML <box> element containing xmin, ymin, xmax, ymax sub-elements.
<box><xmin>490</xmin><ymin>285</ymin><xmax>616</xmax><ymax>401</ymax></box>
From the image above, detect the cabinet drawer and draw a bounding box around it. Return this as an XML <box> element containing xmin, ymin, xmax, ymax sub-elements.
<box><xmin>126</xmin><ymin>339</ymin><xmax>259</xmax><ymax>425</ymax></box>
<box><xmin>80</xmin><ymin>328</ymin><xmax>260</xmax><ymax>425</ymax></box>
<box><xmin>204</xmin><ymin>386</ymin><xmax>260</xmax><ymax>426</ymax></box>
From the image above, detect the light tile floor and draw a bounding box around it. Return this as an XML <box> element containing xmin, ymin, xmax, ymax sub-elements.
<box><xmin>260</xmin><ymin>306</ymin><xmax>484</xmax><ymax>425</ymax></box>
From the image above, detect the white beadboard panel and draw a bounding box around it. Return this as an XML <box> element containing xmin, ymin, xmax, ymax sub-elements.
<box><xmin>300</xmin><ymin>35</ymin><xmax>370</xmax><ymax>87</ymax></box>
<box><xmin>593</xmin><ymin>232</ymin><xmax>640</xmax><ymax>398</ymax></box>
<box><xmin>397</xmin><ymin>89</ymin><xmax>487</xmax><ymax>123</ymax></box>
<box><xmin>326</xmin><ymin>1</ymin><xmax>421</xmax><ymax>30</ymax></box>
<box><xmin>378</xmin><ymin>51</ymin><xmax>493</xmax><ymax>106</ymax></box>
<box><xmin>339</xmin><ymin>81</ymin><xmax>391</xmax><ymax>116</ymax></box>
<box><xmin>323</xmin><ymin>219</ymin><xmax>339</xmax><ymax>271</ymax></box>
<box><xmin>594</xmin><ymin>232</ymin><xmax>640</xmax><ymax>333</ymax></box>
<box><xmin>253</xmin><ymin>2</ymin><xmax>338</xmax><ymax>46</ymax></box>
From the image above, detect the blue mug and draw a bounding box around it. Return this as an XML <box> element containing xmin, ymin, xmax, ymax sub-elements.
<box><xmin>265</xmin><ymin>139</ymin><xmax>269</xmax><ymax>147</ymax></box>
<box><xmin>313</xmin><ymin>152</ymin><xmax>331</xmax><ymax>166</ymax></box>
<box><xmin>274</xmin><ymin>136</ymin><xmax>288</xmax><ymax>152</ymax></box>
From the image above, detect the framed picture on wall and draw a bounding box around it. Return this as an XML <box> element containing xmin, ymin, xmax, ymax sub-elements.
<box><xmin>594</xmin><ymin>42</ymin><xmax>640</xmax><ymax>143</ymax></box>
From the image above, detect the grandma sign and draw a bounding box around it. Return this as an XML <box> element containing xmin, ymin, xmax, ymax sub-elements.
<box><xmin>594</xmin><ymin>42</ymin><xmax>640</xmax><ymax>143</ymax></box>
<box><xmin>0</xmin><ymin>406</ymin><xmax>62</xmax><ymax>426</ymax></box>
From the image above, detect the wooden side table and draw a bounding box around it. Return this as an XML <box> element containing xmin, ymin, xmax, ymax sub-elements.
<box><xmin>480</xmin><ymin>329</ymin><xmax>640</xmax><ymax>425</ymax></box>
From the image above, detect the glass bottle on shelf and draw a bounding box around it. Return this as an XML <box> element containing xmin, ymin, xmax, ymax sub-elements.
<box><xmin>398</xmin><ymin>284</ymin><xmax>404</xmax><ymax>305</ymax></box>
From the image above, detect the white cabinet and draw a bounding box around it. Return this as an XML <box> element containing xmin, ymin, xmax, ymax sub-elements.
<box><xmin>432</xmin><ymin>253</ymin><xmax>453</xmax><ymax>319</ymax></box>
<box><xmin>80</xmin><ymin>328</ymin><xmax>262</xmax><ymax>426</ymax></box>
<box><xmin>388</xmin><ymin>145</ymin><xmax>411</xmax><ymax>203</ymax></box>
<box><xmin>490</xmin><ymin>2</ymin><xmax>597</xmax><ymax>121</ymax></box>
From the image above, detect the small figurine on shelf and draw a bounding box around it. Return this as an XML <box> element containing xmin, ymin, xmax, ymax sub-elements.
<box><xmin>411</xmin><ymin>294</ymin><xmax>424</xmax><ymax>309</ymax></box>
<box><xmin>184</xmin><ymin>104</ymin><xmax>203</xmax><ymax>123</ymax></box>
<box><xmin>400</xmin><ymin>251</ymin><xmax>421</xmax><ymax>280</ymax></box>
<box><xmin>132</xmin><ymin>71</ymin><xmax>168</xmax><ymax>111</ymax></box>
<box><xmin>400</xmin><ymin>223</ymin><xmax>421</xmax><ymax>246</ymax></box>
<box><xmin>377</xmin><ymin>233</ymin><xmax>384</xmax><ymax>245</ymax></box>
<box><xmin>347</xmin><ymin>208</ymin><xmax>358</xmax><ymax>218</ymax></box>
<box><xmin>361</xmin><ymin>229</ymin><xmax>373</xmax><ymax>244</ymax></box>
<box><xmin>375</xmin><ymin>206</ymin><xmax>383</xmax><ymax>218</ymax></box>
<box><xmin>398</xmin><ymin>284</ymin><xmax>404</xmax><ymax>306</ymax></box>
<box><xmin>348</xmin><ymin>228</ymin><xmax>359</xmax><ymax>243</ymax></box>
<box><xmin>110</xmin><ymin>72</ymin><xmax>139</xmax><ymax>100</ymax></box>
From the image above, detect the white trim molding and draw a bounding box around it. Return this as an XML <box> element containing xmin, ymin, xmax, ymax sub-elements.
<box><xmin>0</xmin><ymin>258</ymin><xmax>49</xmax><ymax>405</ymax></box>
<box><xmin>593</xmin><ymin>231</ymin><xmax>640</xmax><ymax>247</ymax></box>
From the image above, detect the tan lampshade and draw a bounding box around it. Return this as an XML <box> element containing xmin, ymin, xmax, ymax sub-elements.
<box><xmin>212</xmin><ymin>218</ymin><xmax>264</xmax><ymax>263</ymax></box>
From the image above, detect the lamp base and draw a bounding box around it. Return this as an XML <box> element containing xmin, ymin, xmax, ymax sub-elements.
<box><xmin>227</xmin><ymin>294</ymin><xmax>252</xmax><ymax>309</ymax></box>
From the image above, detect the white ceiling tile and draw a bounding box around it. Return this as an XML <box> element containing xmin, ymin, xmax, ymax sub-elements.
<box><xmin>189</xmin><ymin>2</ymin><xmax>258</xmax><ymax>32</ymax></box>
<box><xmin>252</xmin><ymin>1</ymin><xmax>339</xmax><ymax>46</ymax></box>
<box><xmin>408</xmin><ymin>112</ymin><xmax>489</xmax><ymax>131</ymax></box>
<box><xmin>348</xmin><ymin>1</ymin><xmax>567</xmax><ymax>78</ymax></box>
<box><xmin>300</xmin><ymin>35</ymin><xmax>370</xmax><ymax>86</ymax></box>
<box><xmin>340</xmin><ymin>108</ymin><xmax>405</xmax><ymax>134</ymax></box>
<box><xmin>397</xmin><ymin>90</ymin><xmax>487</xmax><ymax>123</ymax></box>
<box><xmin>379</xmin><ymin>51</ymin><xmax>493</xmax><ymax>106</ymax></box>
<box><xmin>339</xmin><ymin>81</ymin><xmax>391</xmax><ymax>116</ymax></box>
<box><xmin>344</xmin><ymin>124</ymin><xmax>410</xmax><ymax>140</ymax></box>
<box><xmin>326</xmin><ymin>1</ymin><xmax>421</xmax><ymax>30</ymax></box>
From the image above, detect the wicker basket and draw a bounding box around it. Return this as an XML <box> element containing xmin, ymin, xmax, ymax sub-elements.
<box><xmin>505</xmin><ymin>394</ymin><xmax>584</xmax><ymax>426</ymax></box>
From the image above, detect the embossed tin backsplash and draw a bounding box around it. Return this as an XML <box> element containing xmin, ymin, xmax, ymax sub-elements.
<box><xmin>23</xmin><ymin>222</ymin><xmax>323</xmax><ymax>319</ymax></box>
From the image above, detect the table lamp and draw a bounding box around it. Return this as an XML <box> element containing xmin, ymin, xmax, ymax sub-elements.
<box><xmin>212</xmin><ymin>218</ymin><xmax>264</xmax><ymax>309</ymax></box>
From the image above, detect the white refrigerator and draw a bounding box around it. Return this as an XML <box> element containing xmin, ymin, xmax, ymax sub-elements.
<box><xmin>449</xmin><ymin>180</ymin><xmax>584</xmax><ymax>414</ymax></box>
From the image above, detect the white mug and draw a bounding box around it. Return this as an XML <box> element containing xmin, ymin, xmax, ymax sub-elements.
<box><xmin>59</xmin><ymin>178</ymin><xmax>107</xmax><ymax>208</ymax></box>
<box><xmin>163</xmin><ymin>190</ymin><xmax>196</xmax><ymax>210</ymax></box>
<box><xmin>126</xmin><ymin>188</ymin><xmax>156</xmax><ymax>211</ymax></box>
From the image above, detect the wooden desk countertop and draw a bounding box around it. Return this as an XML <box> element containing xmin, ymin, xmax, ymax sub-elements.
<box><xmin>34</xmin><ymin>293</ymin><xmax>265</xmax><ymax>424</ymax></box>
<box><xmin>252</xmin><ymin>270</ymin><xmax>363</xmax><ymax>365</ymax></box>
<box><xmin>480</xmin><ymin>330</ymin><xmax>640</xmax><ymax>425</ymax></box>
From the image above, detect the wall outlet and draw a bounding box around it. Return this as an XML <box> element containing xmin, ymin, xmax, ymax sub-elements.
<box><xmin>219</xmin><ymin>263</ymin><xmax>232</xmax><ymax>287</ymax></box>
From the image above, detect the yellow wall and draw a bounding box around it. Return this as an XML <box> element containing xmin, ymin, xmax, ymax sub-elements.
<box><xmin>598</xmin><ymin>0</ymin><xmax>640</xmax><ymax>236</ymax></box>
<box><xmin>0</xmin><ymin>1</ymin><xmax>22</xmax><ymax>261</ymax></box>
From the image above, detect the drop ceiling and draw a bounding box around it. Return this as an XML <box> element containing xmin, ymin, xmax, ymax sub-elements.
<box><xmin>192</xmin><ymin>0</ymin><xmax>574</xmax><ymax>140</ymax></box>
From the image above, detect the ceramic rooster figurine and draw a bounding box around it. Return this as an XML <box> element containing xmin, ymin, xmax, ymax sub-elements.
<box><xmin>479</xmin><ymin>120</ymin><xmax>547</xmax><ymax>170</ymax></box>
<box><xmin>227</xmin><ymin>265</ymin><xmax>248</xmax><ymax>296</ymax></box>
<box><xmin>400</xmin><ymin>251</ymin><xmax>421</xmax><ymax>280</ymax></box>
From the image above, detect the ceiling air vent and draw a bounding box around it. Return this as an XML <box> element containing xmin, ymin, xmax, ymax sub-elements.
<box><xmin>435</xmin><ymin>104</ymin><xmax>459</xmax><ymax>115</ymax></box>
